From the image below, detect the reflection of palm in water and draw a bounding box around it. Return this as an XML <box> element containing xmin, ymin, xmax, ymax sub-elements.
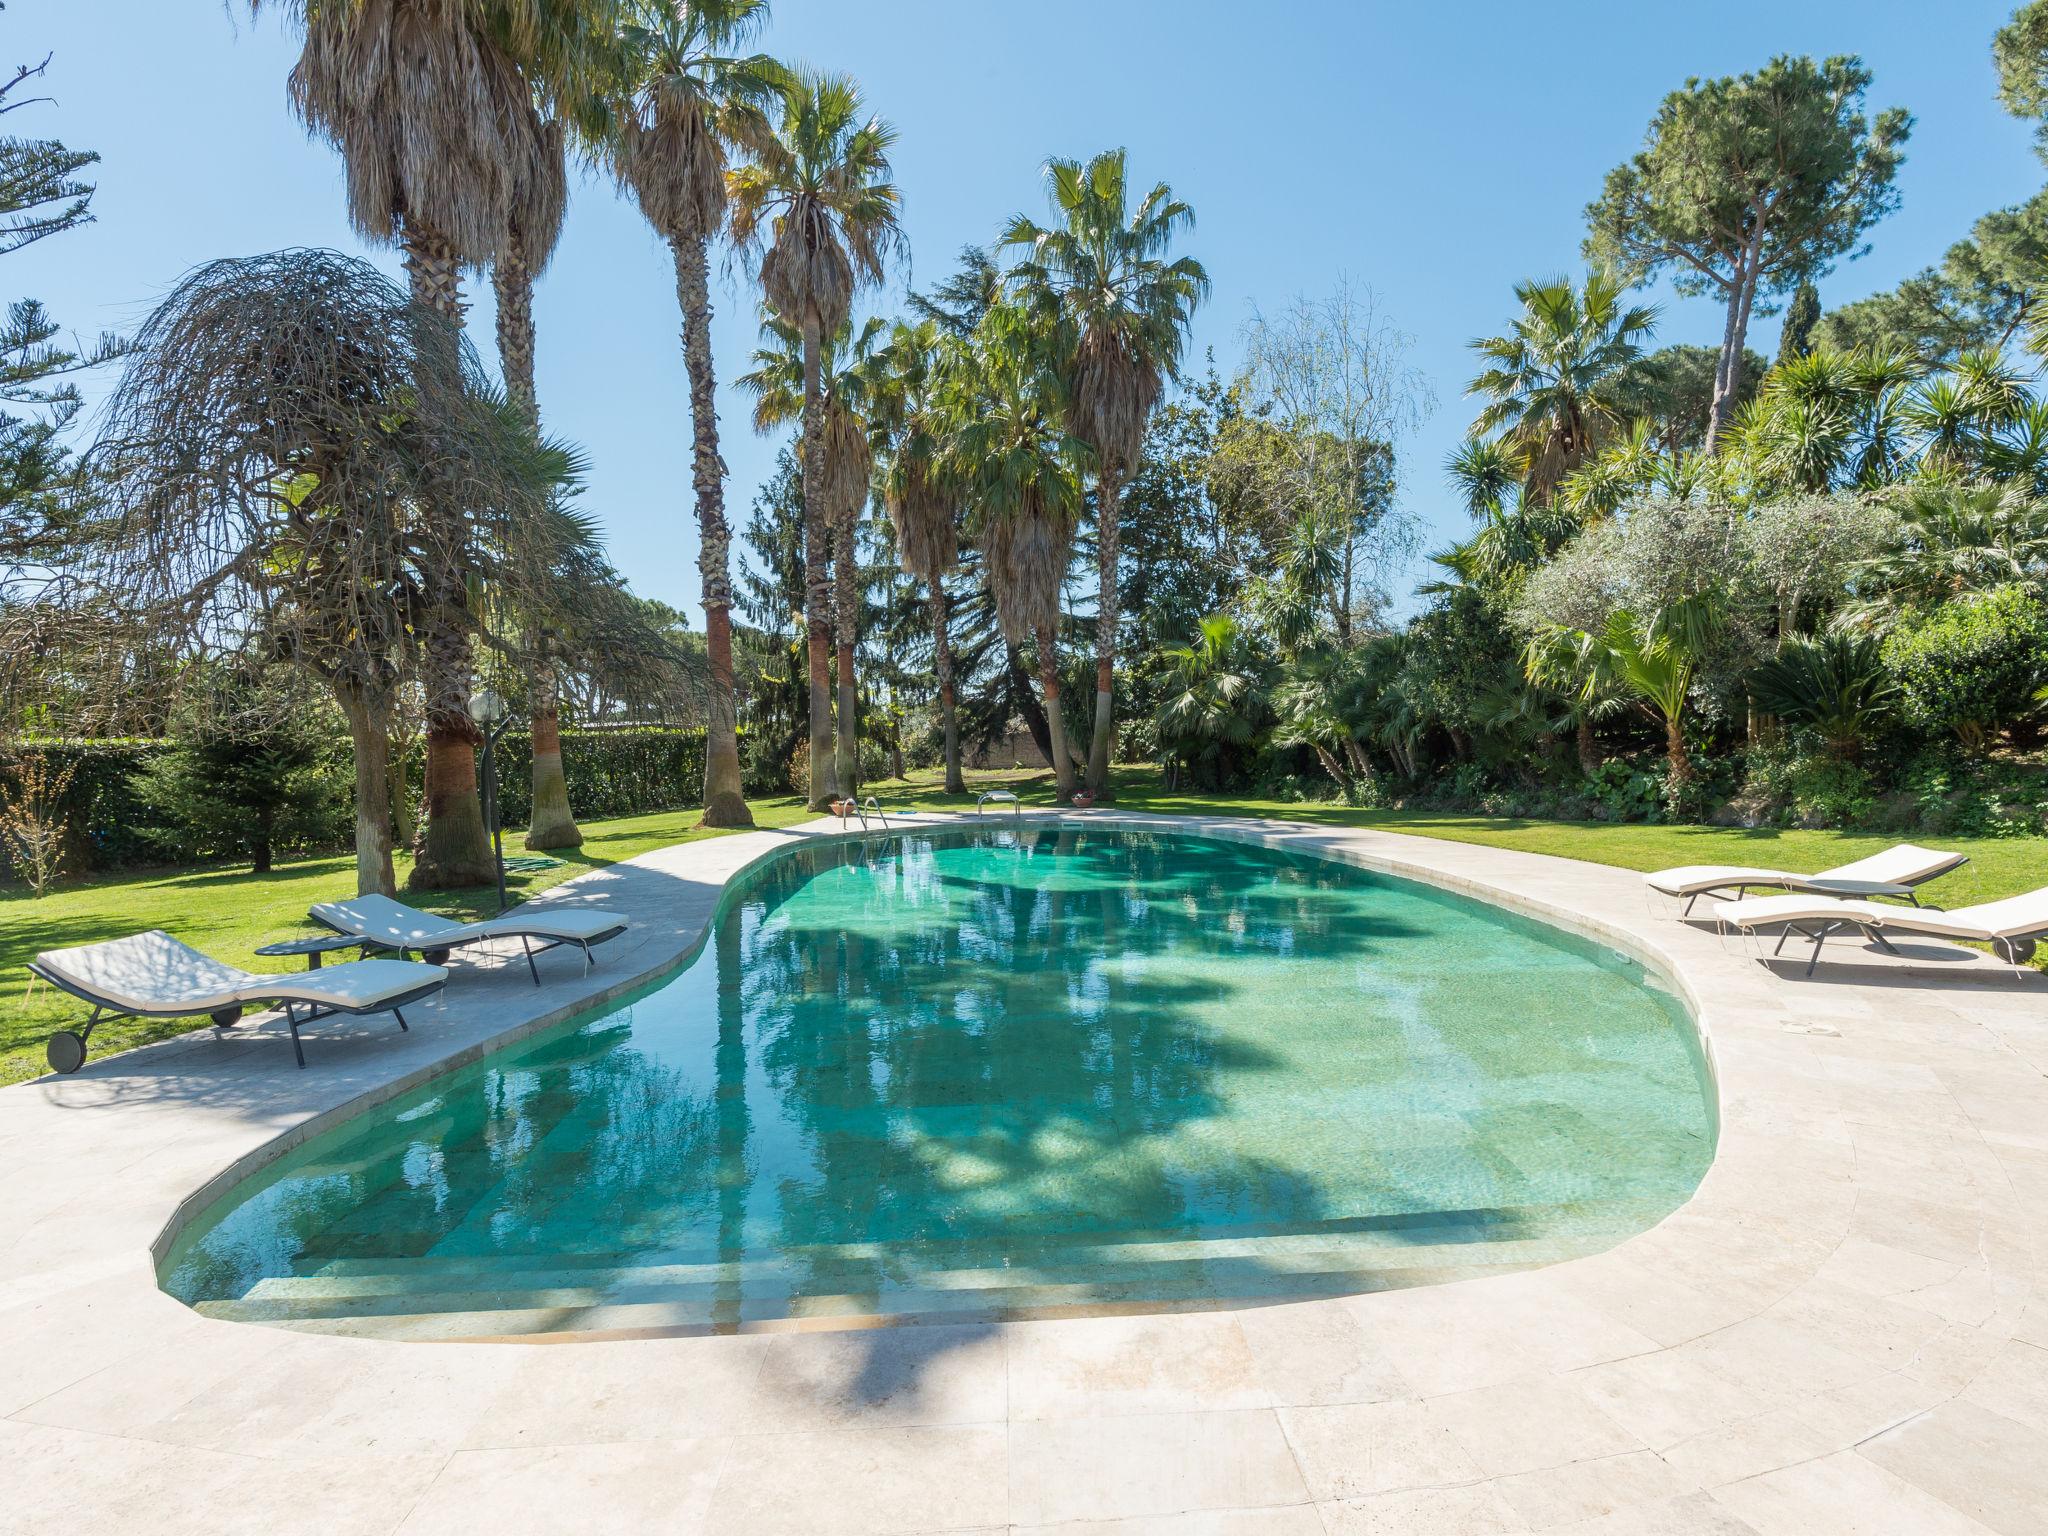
<box><xmin>166</xmin><ymin>827</ymin><xmax>1712</xmax><ymax>1325</ymax></box>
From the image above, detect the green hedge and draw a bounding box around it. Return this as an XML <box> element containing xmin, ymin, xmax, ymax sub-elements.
<box><xmin>487</xmin><ymin>726</ymin><xmax>709</xmax><ymax>825</ymax></box>
<box><xmin>4</xmin><ymin>726</ymin><xmax>711</xmax><ymax>875</ymax></box>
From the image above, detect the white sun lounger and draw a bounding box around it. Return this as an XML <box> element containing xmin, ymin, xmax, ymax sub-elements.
<box><xmin>29</xmin><ymin>930</ymin><xmax>446</xmax><ymax>1073</ymax></box>
<box><xmin>308</xmin><ymin>893</ymin><xmax>628</xmax><ymax>984</ymax></box>
<box><xmin>1645</xmin><ymin>843</ymin><xmax>1967</xmax><ymax>915</ymax></box>
<box><xmin>1714</xmin><ymin>888</ymin><xmax>2048</xmax><ymax>975</ymax></box>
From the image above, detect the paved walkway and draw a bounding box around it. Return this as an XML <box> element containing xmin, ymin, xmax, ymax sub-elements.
<box><xmin>2</xmin><ymin>812</ymin><xmax>2046</xmax><ymax>1535</ymax></box>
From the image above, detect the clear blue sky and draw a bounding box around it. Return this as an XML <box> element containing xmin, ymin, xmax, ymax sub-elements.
<box><xmin>9</xmin><ymin>0</ymin><xmax>2041</xmax><ymax>624</ymax></box>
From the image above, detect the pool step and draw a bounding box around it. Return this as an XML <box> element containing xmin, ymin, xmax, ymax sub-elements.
<box><xmin>191</xmin><ymin>1209</ymin><xmax>1651</xmax><ymax>1339</ymax></box>
<box><xmin>293</xmin><ymin>1195</ymin><xmax>1672</xmax><ymax>1281</ymax></box>
<box><xmin>194</xmin><ymin>1254</ymin><xmax>1550</xmax><ymax>1341</ymax></box>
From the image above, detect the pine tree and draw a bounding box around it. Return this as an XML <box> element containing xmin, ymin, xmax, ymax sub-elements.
<box><xmin>0</xmin><ymin>45</ymin><xmax>122</xmax><ymax>548</ymax></box>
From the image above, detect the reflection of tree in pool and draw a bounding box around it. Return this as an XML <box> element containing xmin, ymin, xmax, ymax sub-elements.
<box><xmin>736</xmin><ymin>829</ymin><xmax>1344</xmax><ymax>1301</ymax></box>
<box><xmin>174</xmin><ymin>1018</ymin><xmax>726</xmax><ymax>1299</ymax></box>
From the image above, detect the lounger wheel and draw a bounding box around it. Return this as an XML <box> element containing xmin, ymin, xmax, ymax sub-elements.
<box><xmin>45</xmin><ymin>1031</ymin><xmax>87</xmax><ymax>1075</ymax></box>
<box><xmin>422</xmin><ymin>947</ymin><xmax>452</xmax><ymax>965</ymax></box>
<box><xmin>1995</xmin><ymin>937</ymin><xmax>2037</xmax><ymax>965</ymax></box>
<box><xmin>210</xmin><ymin>1005</ymin><xmax>244</xmax><ymax>1029</ymax></box>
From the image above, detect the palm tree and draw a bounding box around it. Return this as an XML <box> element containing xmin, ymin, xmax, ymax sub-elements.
<box><xmin>611</xmin><ymin>0</ymin><xmax>781</xmax><ymax>827</ymax></box>
<box><xmin>944</xmin><ymin>301</ymin><xmax>1086</xmax><ymax>800</ymax></box>
<box><xmin>736</xmin><ymin>314</ymin><xmax>884</xmax><ymax>797</ymax></box>
<box><xmin>877</xmin><ymin>320</ymin><xmax>967</xmax><ymax>792</ymax></box>
<box><xmin>1464</xmin><ymin>273</ymin><xmax>1657</xmax><ymax>506</ymax></box>
<box><xmin>728</xmin><ymin>70</ymin><xmax>902</xmax><ymax>808</ymax></box>
<box><xmin>1527</xmin><ymin>598</ymin><xmax>1720</xmax><ymax>786</ymax></box>
<box><xmin>1152</xmin><ymin>615</ymin><xmax>1269</xmax><ymax>790</ymax></box>
<box><xmin>1003</xmin><ymin>148</ymin><xmax>1208</xmax><ymax>801</ymax></box>
<box><xmin>490</xmin><ymin>19</ymin><xmax>589</xmax><ymax>851</ymax></box>
<box><xmin>256</xmin><ymin>0</ymin><xmax>546</xmax><ymax>887</ymax></box>
<box><xmin>1846</xmin><ymin>480</ymin><xmax>2048</xmax><ymax>621</ymax></box>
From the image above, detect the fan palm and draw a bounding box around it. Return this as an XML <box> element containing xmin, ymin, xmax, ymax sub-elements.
<box><xmin>1003</xmin><ymin>148</ymin><xmax>1209</xmax><ymax>800</ymax></box>
<box><xmin>1463</xmin><ymin>272</ymin><xmax>1657</xmax><ymax>506</ymax></box>
<box><xmin>737</xmin><ymin>314</ymin><xmax>886</xmax><ymax>796</ymax></box>
<box><xmin>1152</xmin><ymin>615</ymin><xmax>1268</xmax><ymax>790</ymax></box>
<box><xmin>254</xmin><ymin>0</ymin><xmax>554</xmax><ymax>886</ymax></box>
<box><xmin>942</xmin><ymin>301</ymin><xmax>1086</xmax><ymax>799</ymax></box>
<box><xmin>875</xmin><ymin>320</ymin><xmax>967</xmax><ymax>791</ymax></box>
<box><xmin>1847</xmin><ymin>480</ymin><xmax>2048</xmax><ymax>620</ymax></box>
<box><xmin>610</xmin><ymin>0</ymin><xmax>781</xmax><ymax>826</ymax></box>
<box><xmin>728</xmin><ymin>69</ymin><xmax>902</xmax><ymax>807</ymax></box>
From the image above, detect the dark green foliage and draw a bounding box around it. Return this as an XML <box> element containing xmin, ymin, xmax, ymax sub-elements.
<box><xmin>1151</xmin><ymin>615</ymin><xmax>1271</xmax><ymax>789</ymax></box>
<box><xmin>1881</xmin><ymin>585</ymin><xmax>2048</xmax><ymax>750</ymax></box>
<box><xmin>485</xmin><ymin>727</ymin><xmax>711</xmax><ymax>826</ymax></box>
<box><xmin>1748</xmin><ymin>634</ymin><xmax>1897</xmax><ymax>757</ymax></box>
<box><xmin>1777</xmin><ymin>282</ymin><xmax>1821</xmax><ymax>362</ymax></box>
<box><xmin>0</xmin><ymin>739</ymin><xmax>169</xmax><ymax>871</ymax></box>
<box><xmin>1623</xmin><ymin>344</ymin><xmax>1767</xmax><ymax>453</ymax></box>
<box><xmin>1813</xmin><ymin>190</ymin><xmax>2048</xmax><ymax>362</ymax></box>
<box><xmin>134</xmin><ymin>694</ymin><xmax>348</xmax><ymax>873</ymax></box>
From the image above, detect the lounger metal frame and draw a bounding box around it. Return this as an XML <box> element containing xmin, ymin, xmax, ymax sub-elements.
<box><xmin>1750</xmin><ymin>915</ymin><xmax>2045</xmax><ymax>976</ymax></box>
<box><xmin>26</xmin><ymin>962</ymin><xmax>445</xmax><ymax>1071</ymax></box>
<box><xmin>315</xmin><ymin>917</ymin><xmax>629</xmax><ymax>984</ymax></box>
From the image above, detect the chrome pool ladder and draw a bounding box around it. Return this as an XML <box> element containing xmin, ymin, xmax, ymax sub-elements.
<box><xmin>975</xmin><ymin>789</ymin><xmax>1021</xmax><ymax>822</ymax></box>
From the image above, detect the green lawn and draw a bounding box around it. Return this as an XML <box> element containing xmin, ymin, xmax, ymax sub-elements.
<box><xmin>6</xmin><ymin>763</ymin><xmax>2041</xmax><ymax>1087</ymax></box>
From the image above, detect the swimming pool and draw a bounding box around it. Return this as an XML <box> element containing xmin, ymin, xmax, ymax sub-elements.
<box><xmin>160</xmin><ymin>826</ymin><xmax>1716</xmax><ymax>1338</ymax></box>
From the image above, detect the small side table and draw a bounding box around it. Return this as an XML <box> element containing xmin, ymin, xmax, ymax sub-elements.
<box><xmin>255</xmin><ymin>934</ymin><xmax>364</xmax><ymax>970</ymax></box>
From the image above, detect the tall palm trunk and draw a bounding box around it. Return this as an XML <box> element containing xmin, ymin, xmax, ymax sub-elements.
<box><xmin>525</xmin><ymin>649</ymin><xmax>582</xmax><ymax>849</ymax></box>
<box><xmin>933</xmin><ymin>583</ymin><xmax>963</xmax><ymax>794</ymax></box>
<box><xmin>1664</xmin><ymin>713</ymin><xmax>1692</xmax><ymax>787</ymax></box>
<box><xmin>403</xmin><ymin>222</ymin><xmax>495</xmax><ymax>888</ymax></box>
<box><xmin>496</xmin><ymin>231</ymin><xmax>583</xmax><ymax>852</ymax></box>
<box><xmin>833</xmin><ymin>503</ymin><xmax>860</xmax><ymax>798</ymax></box>
<box><xmin>335</xmin><ymin>678</ymin><xmax>397</xmax><ymax>897</ymax></box>
<box><xmin>1085</xmin><ymin>468</ymin><xmax>1121</xmax><ymax>800</ymax></box>
<box><xmin>494</xmin><ymin>234</ymin><xmax>537</xmax><ymax>413</ymax></box>
<box><xmin>1038</xmin><ymin>621</ymin><xmax>1077</xmax><ymax>801</ymax></box>
<box><xmin>674</xmin><ymin>235</ymin><xmax>751</xmax><ymax>827</ymax></box>
<box><xmin>799</xmin><ymin>319</ymin><xmax>837</xmax><ymax>808</ymax></box>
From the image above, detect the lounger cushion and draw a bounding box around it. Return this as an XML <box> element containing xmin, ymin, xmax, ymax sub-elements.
<box><xmin>1712</xmin><ymin>894</ymin><xmax>1894</xmax><ymax>930</ymax></box>
<box><xmin>34</xmin><ymin>932</ymin><xmax>445</xmax><ymax>1016</ymax></box>
<box><xmin>311</xmin><ymin>893</ymin><xmax>626</xmax><ymax>950</ymax></box>
<box><xmin>35</xmin><ymin>931</ymin><xmax>249</xmax><ymax>1014</ymax></box>
<box><xmin>1816</xmin><ymin>844</ymin><xmax>1966</xmax><ymax>886</ymax></box>
<box><xmin>1647</xmin><ymin>844</ymin><xmax>1963</xmax><ymax>899</ymax></box>
<box><xmin>1717</xmin><ymin>889</ymin><xmax>2048</xmax><ymax>944</ymax></box>
<box><xmin>1645</xmin><ymin>865</ymin><xmax>1800</xmax><ymax>897</ymax></box>
<box><xmin>268</xmin><ymin>958</ymin><xmax>448</xmax><ymax>1010</ymax></box>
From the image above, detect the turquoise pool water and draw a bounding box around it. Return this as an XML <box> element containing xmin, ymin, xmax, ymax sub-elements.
<box><xmin>161</xmin><ymin>827</ymin><xmax>1715</xmax><ymax>1337</ymax></box>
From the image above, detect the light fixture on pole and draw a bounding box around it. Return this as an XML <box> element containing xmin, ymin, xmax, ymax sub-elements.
<box><xmin>474</xmin><ymin>687</ymin><xmax>511</xmax><ymax>914</ymax></box>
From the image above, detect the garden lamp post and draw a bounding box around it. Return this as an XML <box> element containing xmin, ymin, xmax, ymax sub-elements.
<box><xmin>474</xmin><ymin>687</ymin><xmax>512</xmax><ymax>913</ymax></box>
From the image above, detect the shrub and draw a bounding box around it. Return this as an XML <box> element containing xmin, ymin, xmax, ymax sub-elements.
<box><xmin>1882</xmin><ymin>586</ymin><xmax>2048</xmax><ymax>752</ymax></box>
<box><xmin>1584</xmin><ymin>759</ymin><xmax>1665</xmax><ymax>822</ymax></box>
<box><xmin>0</xmin><ymin>751</ymin><xmax>78</xmax><ymax>895</ymax></box>
<box><xmin>134</xmin><ymin>696</ymin><xmax>349</xmax><ymax>873</ymax></box>
<box><xmin>1749</xmin><ymin>634</ymin><xmax>1896</xmax><ymax>758</ymax></box>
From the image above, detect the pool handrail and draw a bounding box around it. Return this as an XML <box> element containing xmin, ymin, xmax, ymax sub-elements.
<box><xmin>976</xmin><ymin>789</ymin><xmax>1022</xmax><ymax>821</ymax></box>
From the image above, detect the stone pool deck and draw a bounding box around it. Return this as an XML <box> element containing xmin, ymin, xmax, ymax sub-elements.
<box><xmin>3</xmin><ymin>811</ymin><xmax>2047</xmax><ymax>1535</ymax></box>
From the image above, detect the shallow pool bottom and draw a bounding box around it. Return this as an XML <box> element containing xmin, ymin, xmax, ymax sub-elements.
<box><xmin>159</xmin><ymin>826</ymin><xmax>1716</xmax><ymax>1338</ymax></box>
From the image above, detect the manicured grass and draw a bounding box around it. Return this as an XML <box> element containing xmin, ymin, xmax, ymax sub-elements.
<box><xmin>6</xmin><ymin>763</ymin><xmax>2041</xmax><ymax>1087</ymax></box>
